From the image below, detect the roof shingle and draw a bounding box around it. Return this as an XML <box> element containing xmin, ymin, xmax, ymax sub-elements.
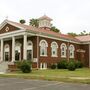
<box><xmin>75</xmin><ymin>35</ymin><xmax>90</xmax><ymax>42</ymax></box>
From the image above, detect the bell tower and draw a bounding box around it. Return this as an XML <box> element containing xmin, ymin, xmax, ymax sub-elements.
<box><xmin>38</xmin><ymin>15</ymin><xmax>52</xmax><ymax>29</ymax></box>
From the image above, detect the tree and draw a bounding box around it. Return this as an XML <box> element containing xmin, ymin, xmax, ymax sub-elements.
<box><xmin>51</xmin><ymin>26</ymin><xmax>60</xmax><ymax>33</ymax></box>
<box><xmin>29</xmin><ymin>19</ymin><xmax>39</xmax><ymax>27</ymax></box>
<box><xmin>67</xmin><ymin>32</ymin><xmax>78</xmax><ymax>37</ymax></box>
<box><xmin>19</xmin><ymin>19</ymin><xmax>26</xmax><ymax>24</ymax></box>
<box><xmin>29</xmin><ymin>18</ymin><xmax>60</xmax><ymax>33</ymax></box>
<box><xmin>79</xmin><ymin>30</ymin><xmax>88</xmax><ymax>36</ymax></box>
<box><xmin>67</xmin><ymin>30</ymin><xmax>90</xmax><ymax>37</ymax></box>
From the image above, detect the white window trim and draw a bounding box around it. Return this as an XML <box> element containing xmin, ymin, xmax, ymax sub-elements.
<box><xmin>60</xmin><ymin>43</ymin><xmax>67</xmax><ymax>58</ymax></box>
<box><xmin>15</xmin><ymin>42</ymin><xmax>21</xmax><ymax>52</ymax></box>
<box><xmin>27</xmin><ymin>40</ymin><xmax>33</xmax><ymax>60</ymax></box>
<box><xmin>39</xmin><ymin>40</ymin><xmax>48</xmax><ymax>56</ymax></box>
<box><xmin>15</xmin><ymin>42</ymin><xmax>21</xmax><ymax>60</ymax></box>
<box><xmin>51</xmin><ymin>55</ymin><xmax>58</xmax><ymax>57</ymax></box>
<box><xmin>40</xmin><ymin>46</ymin><xmax>47</xmax><ymax>56</ymax></box>
<box><xmin>51</xmin><ymin>41</ymin><xmax>58</xmax><ymax>57</ymax></box>
<box><xmin>4</xmin><ymin>44</ymin><xmax>10</xmax><ymax>61</ymax></box>
<box><xmin>69</xmin><ymin>44</ymin><xmax>75</xmax><ymax>58</ymax></box>
<box><xmin>40</xmin><ymin>63</ymin><xmax>47</xmax><ymax>69</ymax></box>
<box><xmin>40</xmin><ymin>55</ymin><xmax>47</xmax><ymax>57</ymax></box>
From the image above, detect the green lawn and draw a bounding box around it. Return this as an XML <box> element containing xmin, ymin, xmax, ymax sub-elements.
<box><xmin>0</xmin><ymin>68</ymin><xmax>90</xmax><ymax>84</ymax></box>
<box><xmin>31</xmin><ymin>68</ymin><xmax>90</xmax><ymax>77</ymax></box>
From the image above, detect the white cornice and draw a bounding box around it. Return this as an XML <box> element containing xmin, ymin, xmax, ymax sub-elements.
<box><xmin>0</xmin><ymin>19</ymin><xmax>24</xmax><ymax>30</ymax></box>
<box><xmin>79</xmin><ymin>41</ymin><xmax>90</xmax><ymax>44</ymax></box>
<box><xmin>7</xmin><ymin>21</ymin><xmax>24</xmax><ymax>30</ymax></box>
<box><xmin>0</xmin><ymin>29</ymin><xmax>25</xmax><ymax>39</ymax></box>
<box><xmin>0</xmin><ymin>19</ymin><xmax>8</xmax><ymax>30</ymax></box>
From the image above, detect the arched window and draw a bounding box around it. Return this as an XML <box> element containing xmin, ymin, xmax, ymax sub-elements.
<box><xmin>39</xmin><ymin>40</ymin><xmax>48</xmax><ymax>56</ymax></box>
<box><xmin>4</xmin><ymin>44</ymin><xmax>10</xmax><ymax>61</ymax></box>
<box><xmin>51</xmin><ymin>42</ymin><xmax>58</xmax><ymax>57</ymax></box>
<box><xmin>15</xmin><ymin>42</ymin><xmax>21</xmax><ymax>52</ymax></box>
<box><xmin>69</xmin><ymin>44</ymin><xmax>75</xmax><ymax>58</ymax></box>
<box><xmin>27</xmin><ymin>40</ymin><xmax>33</xmax><ymax>60</ymax></box>
<box><xmin>15</xmin><ymin>42</ymin><xmax>21</xmax><ymax>61</ymax></box>
<box><xmin>60</xmin><ymin>43</ymin><xmax>67</xmax><ymax>57</ymax></box>
<box><xmin>27</xmin><ymin>40</ymin><xmax>33</xmax><ymax>50</ymax></box>
<box><xmin>4</xmin><ymin>44</ymin><xmax>10</xmax><ymax>52</ymax></box>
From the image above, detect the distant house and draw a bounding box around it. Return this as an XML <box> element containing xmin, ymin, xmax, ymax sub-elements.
<box><xmin>0</xmin><ymin>15</ymin><xmax>90</xmax><ymax>69</ymax></box>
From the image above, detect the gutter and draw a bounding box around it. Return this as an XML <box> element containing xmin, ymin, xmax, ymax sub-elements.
<box><xmin>27</xmin><ymin>30</ymin><xmax>80</xmax><ymax>44</ymax></box>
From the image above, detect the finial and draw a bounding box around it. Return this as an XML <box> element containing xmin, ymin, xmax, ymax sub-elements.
<box><xmin>44</xmin><ymin>13</ymin><xmax>46</xmax><ymax>16</ymax></box>
<box><xmin>5</xmin><ymin>16</ymin><xmax>8</xmax><ymax>20</ymax></box>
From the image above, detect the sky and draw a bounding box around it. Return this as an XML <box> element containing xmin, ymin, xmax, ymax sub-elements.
<box><xmin>0</xmin><ymin>0</ymin><xmax>90</xmax><ymax>34</ymax></box>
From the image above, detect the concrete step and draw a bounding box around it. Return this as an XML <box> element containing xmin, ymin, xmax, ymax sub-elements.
<box><xmin>0</xmin><ymin>62</ymin><xmax>8</xmax><ymax>73</ymax></box>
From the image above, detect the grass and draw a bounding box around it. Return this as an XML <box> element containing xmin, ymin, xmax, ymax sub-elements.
<box><xmin>31</xmin><ymin>68</ymin><xmax>90</xmax><ymax>77</ymax></box>
<box><xmin>0</xmin><ymin>68</ymin><xmax>90</xmax><ymax>84</ymax></box>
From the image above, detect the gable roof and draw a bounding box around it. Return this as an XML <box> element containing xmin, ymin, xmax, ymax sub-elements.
<box><xmin>0</xmin><ymin>20</ymin><xmax>80</xmax><ymax>43</ymax></box>
<box><xmin>0</xmin><ymin>19</ymin><xmax>24</xmax><ymax>30</ymax></box>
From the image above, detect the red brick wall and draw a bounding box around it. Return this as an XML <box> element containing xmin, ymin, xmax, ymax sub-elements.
<box><xmin>38</xmin><ymin>37</ymin><xmax>80</xmax><ymax>68</ymax></box>
<box><xmin>3</xmin><ymin>36</ymin><xmax>89</xmax><ymax>68</ymax></box>
<box><xmin>79</xmin><ymin>44</ymin><xmax>89</xmax><ymax>67</ymax></box>
<box><xmin>0</xmin><ymin>24</ymin><xmax>20</xmax><ymax>34</ymax></box>
<box><xmin>28</xmin><ymin>36</ymin><xmax>37</xmax><ymax>58</ymax></box>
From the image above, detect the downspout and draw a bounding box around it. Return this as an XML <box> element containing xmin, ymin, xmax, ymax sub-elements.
<box><xmin>37</xmin><ymin>36</ymin><xmax>39</xmax><ymax>69</ymax></box>
<box><xmin>89</xmin><ymin>43</ymin><xmax>90</xmax><ymax>68</ymax></box>
<box><xmin>67</xmin><ymin>41</ymin><xmax>69</xmax><ymax>61</ymax></box>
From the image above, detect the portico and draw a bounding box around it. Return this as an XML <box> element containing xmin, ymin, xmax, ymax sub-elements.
<box><xmin>0</xmin><ymin>33</ymin><xmax>33</xmax><ymax>62</ymax></box>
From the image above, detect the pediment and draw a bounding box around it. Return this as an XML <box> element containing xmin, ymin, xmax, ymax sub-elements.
<box><xmin>0</xmin><ymin>20</ymin><xmax>23</xmax><ymax>34</ymax></box>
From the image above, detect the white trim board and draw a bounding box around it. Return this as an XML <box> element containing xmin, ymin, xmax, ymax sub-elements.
<box><xmin>0</xmin><ymin>19</ymin><xmax>24</xmax><ymax>30</ymax></box>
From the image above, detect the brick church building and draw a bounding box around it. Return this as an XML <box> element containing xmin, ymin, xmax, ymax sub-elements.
<box><xmin>0</xmin><ymin>15</ymin><xmax>90</xmax><ymax>69</ymax></box>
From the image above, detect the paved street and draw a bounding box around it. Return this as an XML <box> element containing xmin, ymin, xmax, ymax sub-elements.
<box><xmin>0</xmin><ymin>78</ymin><xmax>90</xmax><ymax>90</ymax></box>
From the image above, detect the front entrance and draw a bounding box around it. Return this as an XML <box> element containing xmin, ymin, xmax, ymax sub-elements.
<box><xmin>15</xmin><ymin>50</ymin><xmax>20</xmax><ymax>61</ymax></box>
<box><xmin>27</xmin><ymin>40</ymin><xmax>33</xmax><ymax>61</ymax></box>
<box><xmin>15</xmin><ymin>42</ymin><xmax>21</xmax><ymax>61</ymax></box>
<box><xmin>5</xmin><ymin>52</ymin><xmax>9</xmax><ymax>61</ymax></box>
<box><xmin>27</xmin><ymin>50</ymin><xmax>32</xmax><ymax>60</ymax></box>
<box><xmin>4</xmin><ymin>44</ymin><xmax>10</xmax><ymax>61</ymax></box>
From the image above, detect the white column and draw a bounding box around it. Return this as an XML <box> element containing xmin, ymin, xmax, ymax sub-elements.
<box><xmin>1</xmin><ymin>39</ymin><xmax>3</xmax><ymax>61</ymax></box>
<box><xmin>12</xmin><ymin>37</ymin><xmax>15</xmax><ymax>62</ymax></box>
<box><xmin>23</xmin><ymin>34</ymin><xmax>27</xmax><ymax>60</ymax></box>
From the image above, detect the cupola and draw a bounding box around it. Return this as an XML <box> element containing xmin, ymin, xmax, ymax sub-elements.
<box><xmin>38</xmin><ymin>15</ymin><xmax>52</xmax><ymax>29</ymax></box>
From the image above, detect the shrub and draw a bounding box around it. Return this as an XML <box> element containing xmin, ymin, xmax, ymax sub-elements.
<box><xmin>19</xmin><ymin>60</ymin><xmax>32</xmax><ymax>73</ymax></box>
<box><xmin>57</xmin><ymin>60</ymin><xmax>68</xmax><ymax>69</ymax></box>
<box><xmin>67</xmin><ymin>60</ymin><xmax>76</xmax><ymax>71</ymax></box>
<box><xmin>75</xmin><ymin>61</ymin><xmax>83</xmax><ymax>68</ymax></box>
<box><xmin>14</xmin><ymin>61</ymin><xmax>22</xmax><ymax>69</ymax></box>
<box><xmin>51</xmin><ymin>64</ymin><xmax>56</xmax><ymax>69</ymax></box>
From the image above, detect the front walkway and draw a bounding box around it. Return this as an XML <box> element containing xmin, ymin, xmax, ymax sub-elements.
<box><xmin>0</xmin><ymin>62</ymin><xmax>8</xmax><ymax>74</ymax></box>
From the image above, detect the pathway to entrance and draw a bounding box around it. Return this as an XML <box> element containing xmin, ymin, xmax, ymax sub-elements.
<box><xmin>0</xmin><ymin>78</ymin><xmax>90</xmax><ymax>90</ymax></box>
<box><xmin>0</xmin><ymin>62</ymin><xmax>8</xmax><ymax>73</ymax></box>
